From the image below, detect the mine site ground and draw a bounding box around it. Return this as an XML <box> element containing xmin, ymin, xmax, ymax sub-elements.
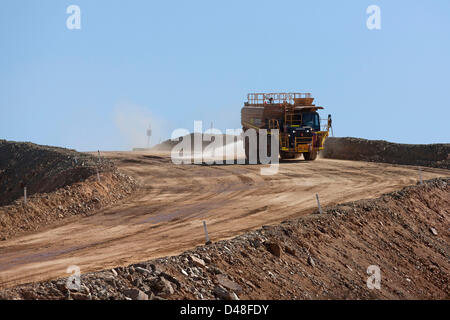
<box><xmin>0</xmin><ymin>149</ymin><xmax>448</xmax><ymax>290</ymax></box>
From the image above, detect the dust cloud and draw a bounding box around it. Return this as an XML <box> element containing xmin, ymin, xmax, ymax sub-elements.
<box><xmin>113</xmin><ymin>102</ymin><xmax>168</xmax><ymax>150</ymax></box>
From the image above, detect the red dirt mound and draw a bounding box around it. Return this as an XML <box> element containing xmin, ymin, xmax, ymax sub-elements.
<box><xmin>0</xmin><ymin>140</ymin><xmax>112</xmax><ymax>206</ymax></box>
<box><xmin>0</xmin><ymin>140</ymin><xmax>137</xmax><ymax>239</ymax></box>
<box><xmin>323</xmin><ymin>137</ymin><xmax>449</xmax><ymax>169</ymax></box>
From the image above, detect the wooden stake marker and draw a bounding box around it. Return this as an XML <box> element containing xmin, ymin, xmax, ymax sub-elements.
<box><xmin>316</xmin><ymin>193</ymin><xmax>323</xmax><ymax>214</ymax></box>
<box><xmin>203</xmin><ymin>221</ymin><xmax>212</xmax><ymax>245</ymax></box>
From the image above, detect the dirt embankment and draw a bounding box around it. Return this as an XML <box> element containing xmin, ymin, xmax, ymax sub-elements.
<box><xmin>2</xmin><ymin>178</ymin><xmax>448</xmax><ymax>300</ymax></box>
<box><xmin>0</xmin><ymin>140</ymin><xmax>109</xmax><ymax>206</ymax></box>
<box><xmin>323</xmin><ymin>137</ymin><xmax>450</xmax><ymax>169</ymax></box>
<box><xmin>0</xmin><ymin>140</ymin><xmax>137</xmax><ymax>239</ymax></box>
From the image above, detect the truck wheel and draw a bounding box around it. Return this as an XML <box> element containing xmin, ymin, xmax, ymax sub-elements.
<box><xmin>280</xmin><ymin>152</ymin><xmax>295</xmax><ymax>159</ymax></box>
<box><xmin>303</xmin><ymin>150</ymin><xmax>318</xmax><ymax>161</ymax></box>
<box><xmin>244</xmin><ymin>131</ymin><xmax>278</xmax><ymax>164</ymax></box>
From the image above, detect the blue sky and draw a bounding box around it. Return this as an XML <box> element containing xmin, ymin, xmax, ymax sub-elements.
<box><xmin>1</xmin><ymin>0</ymin><xmax>449</xmax><ymax>151</ymax></box>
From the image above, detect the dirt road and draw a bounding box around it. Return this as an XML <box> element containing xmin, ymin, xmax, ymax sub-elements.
<box><xmin>0</xmin><ymin>151</ymin><xmax>448</xmax><ymax>288</ymax></box>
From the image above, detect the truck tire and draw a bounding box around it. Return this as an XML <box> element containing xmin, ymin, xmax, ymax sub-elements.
<box><xmin>244</xmin><ymin>130</ymin><xmax>278</xmax><ymax>164</ymax></box>
<box><xmin>280</xmin><ymin>152</ymin><xmax>292</xmax><ymax>159</ymax></box>
<box><xmin>281</xmin><ymin>151</ymin><xmax>304</xmax><ymax>159</ymax></box>
<box><xmin>303</xmin><ymin>150</ymin><xmax>318</xmax><ymax>161</ymax></box>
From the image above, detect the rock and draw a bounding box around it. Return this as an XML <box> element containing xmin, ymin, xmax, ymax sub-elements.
<box><xmin>190</xmin><ymin>255</ymin><xmax>206</xmax><ymax>268</ymax></box>
<box><xmin>216</xmin><ymin>274</ymin><xmax>242</xmax><ymax>293</ymax></box>
<box><xmin>245</xmin><ymin>280</ymin><xmax>257</xmax><ymax>290</ymax></box>
<box><xmin>111</xmin><ymin>269</ymin><xmax>118</xmax><ymax>277</ymax></box>
<box><xmin>135</xmin><ymin>266</ymin><xmax>152</xmax><ymax>275</ymax></box>
<box><xmin>55</xmin><ymin>281</ymin><xmax>68</xmax><ymax>293</ymax></box>
<box><xmin>79</xmin><ymin>284</ymin><xmax>91</xmax><ymax>295</ymax></box>
<box><xmin>70</xmin><ymin>292</ymin><xmax>91</xmax><ymax>300</ymax></box>
<box><xmin>284</xmin><ymin>245</ymin><xmax>296</xmax><ymax>256</ymax></box>
<box><xmin>134</xmin><ymin>263</ymin><xmax>149</xmax><ymax>269</ymax></box>
<box><xmin>213</xmin><ymin>284</ymin><xmax>239</xmax><ymax>300</ymax></box>
<box><xmin>133</xmin><ymin>278</ymin><xmax>143</xmax><ymax>287</ymax></box>
<box><xmin>264</xmin><ymin>241</ymin><xmax>281</xmax><ymax>257</ymax></box>
<box><xmin>160</xmin><ymin>272</ymin><xmax>181</xmax><ymax>289</ymax></box>
<box><xmin>149</xmin><ymin>277</ymin><xmax>174</xmax><ymax>297</ymax></box>
<box><xmin>104</xmin><ymin>275</ymin><xmax>116</xmax><ymax>287</ymax></box>
<box><xmin>122</xmin><ymin>288</ymin><xmax>148</xmax><ymax>300</ymax></box>
<box><xmin>196</xmin><ymin>292</ymin><xmax>204</xmax><ymax>299</ymax></box>
<box><xmin>208</xmin><ymin>266</ymin><xmax>224</xmax><ymax>275</ymax></box>
<box><xmin>308</xmin><ymin>256</ymin><xmax>316</xmax><ymax>268</ymax></box>
<box><xmin>213</xmin><ymin>285</ymin><xmax>230</xmax><ymax>300</ymax></box>
<box><xmin>136</xmin><ymin>280</ymin><xmax>148</xmax><ymax>290</ymax></box>
<box><xmin>180</xmin><ymin>269</ymin><xmax>189</xmax><ymax>276</ymax></box>
<box><xmin>229</xmin><ymin>292</ymin><xmax>240</xmax><ymax>300</ymax></box>
<box><xmin>429</xmin><ymin>227</ymin><xmax>438</xmax><ymax>236</ymax></box>
<box><xmin>21</xmin><ymin>289</ymin><xmax>39</xmax><ymax>300</ymax></box>
<box><xmin>249</xmin><ymin>238</ymin><xmax>261</xmax><ymax>248</ymax></box>
<box><xmin>149</xmin><ymin>264</ymin><xmax>161</xmax><ymax>276</ymax></box>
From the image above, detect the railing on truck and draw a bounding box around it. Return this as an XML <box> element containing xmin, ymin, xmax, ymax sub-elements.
<box><xmin>246</xmin><ymin>92</ymin><xmax>312</xmax><ymax>106</ymax></box>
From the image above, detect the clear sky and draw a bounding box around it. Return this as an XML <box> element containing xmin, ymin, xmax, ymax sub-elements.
<box><xmin>1</xmin><ymin>0</ymin><xmax>449</xmax><ymax>151</ymax></box>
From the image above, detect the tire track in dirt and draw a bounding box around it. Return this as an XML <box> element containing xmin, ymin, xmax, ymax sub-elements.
<box><xmin>0</xmin><ymin>151</ymin><xmax>448</xmax><ymax>288</ymax></box>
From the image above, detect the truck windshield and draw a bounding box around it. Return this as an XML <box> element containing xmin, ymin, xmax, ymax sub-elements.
<box><xmin>301</xmin><ymin>113</ymin><xmax>320</xmax><ymax>130</ymax></box>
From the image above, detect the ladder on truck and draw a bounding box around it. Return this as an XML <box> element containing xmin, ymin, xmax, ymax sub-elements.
<box><xmin>269</xmin><ymin>119</ymin><xmax>289</xmax><ymax>149</ymax></box>
<box><xmin>284</xmin><ymin>105</ymin><xmax>301</xmax><ymax>127</ymax></box>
